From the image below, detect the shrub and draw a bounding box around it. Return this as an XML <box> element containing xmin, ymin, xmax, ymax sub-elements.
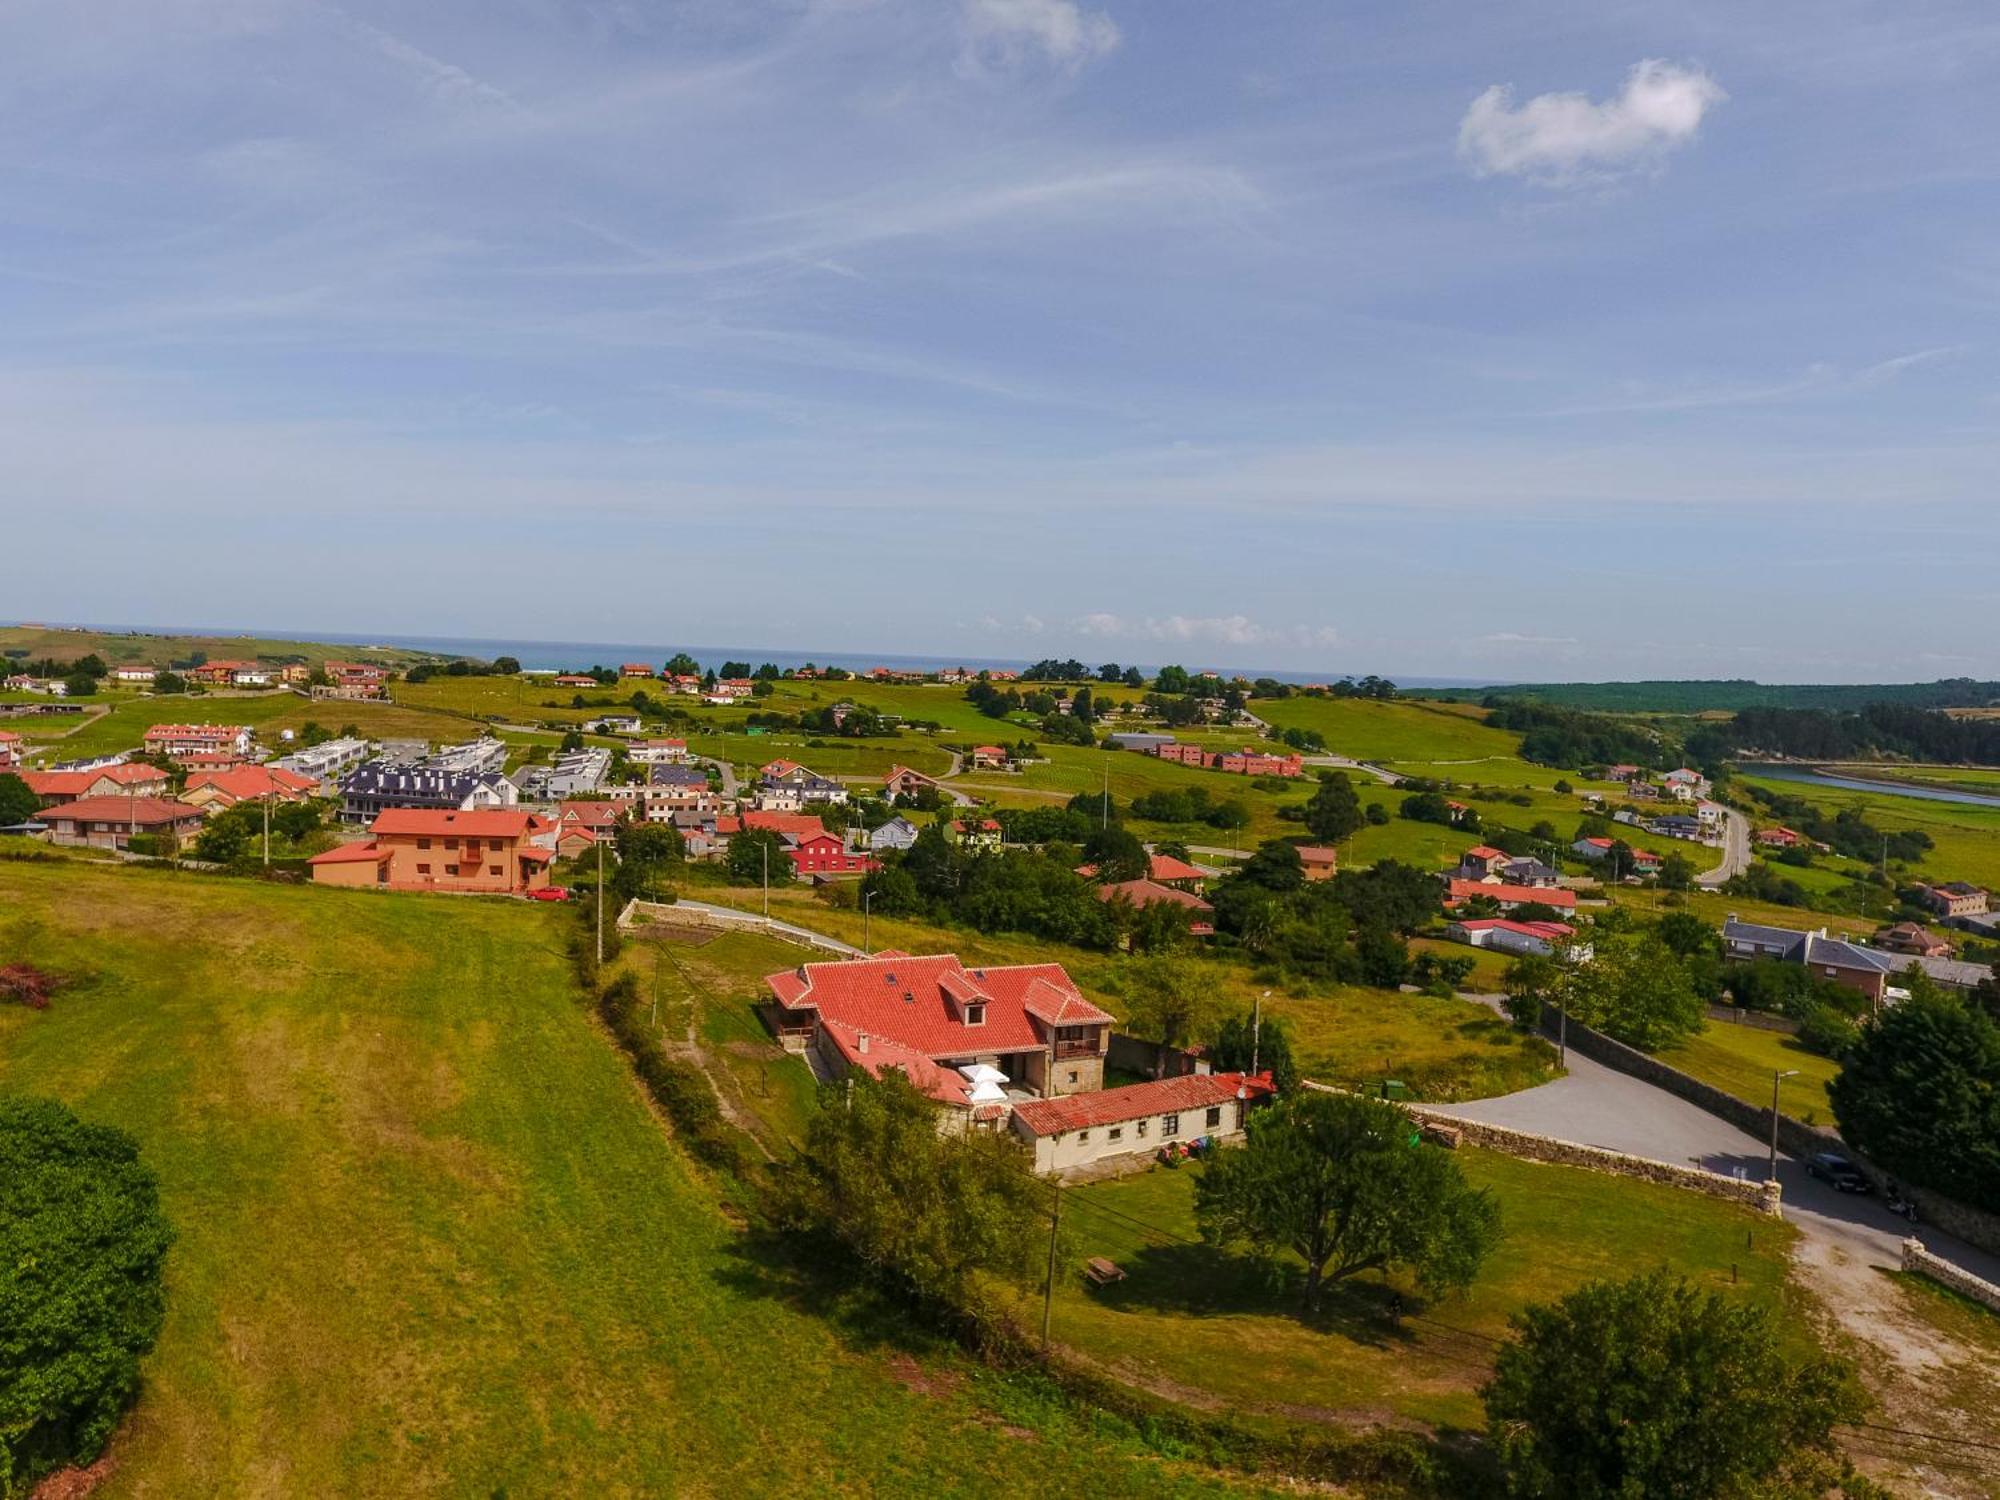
<box><xmin>0</xmin><ymin>1097</ymin><xmax>174</xmax><ymax>1493</ymax></box>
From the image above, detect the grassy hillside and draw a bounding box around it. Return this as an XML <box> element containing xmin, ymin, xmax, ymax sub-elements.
<box><xmin>1738</xmin><ymin>772</ymin><xmax>2000</xmax><ymax>891</ymax></box>
<box><xmin>10</xmin><ymin>690</ymin><xmax>484</xmax><ymax>763</ymax></box>
<box><xmin>0</xmin><ymin>863</ymin><xmax>1241</xmax><ymax>1497</ymax></box>
<box><xmin>0</xmin><ymin>624</ymin><xmax>431</xmax><ymax>671</ymax></box>
<box><xmin>1425</xmin><ymin>679</ymin><xmax>2000</xmax><ymax>712</ymax></box>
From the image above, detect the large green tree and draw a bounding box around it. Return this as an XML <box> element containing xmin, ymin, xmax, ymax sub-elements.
<box><xmin>779</xmin><ymin>1069</ymin><xmax>1059</xmax><ymax>1321</ymax></box>
<box><xmin>0</xmin><ymin>1096</ymin><xmax>174</xmax><ymax>1494</ymax></box>
<box><xmin>1560</xmin><ymin>934</ymin><xmax>1704</xmax><ymax>1053</ymax></box>
<box><xmin>0</xmin><ymin>774</ymin><xmax>38</xmax><ymax>828</ymax></box>
<box><xmin>1303</xmin><ymin>771</ymin><xmax>1363</xmax><ymax>844</ymax></box>
<box><xmin>725</xmin><ymin>827</ymin><xmax>788</xmax><ymax>886</ymax></box>
<box><xmin>1482</xmin><ymin>1271</ymin><xmax>1864</xmax><ymax>1499</ymax></box>
<box><xmin>1196</xmin><ymin>1091</ymin><xmax>1499</xmax><ymax>1313</ymax></box>
<box><xmin>1829</xmin><ymin>982</ymin><xmax>2000</xmax><ymax>1210</ymax></box>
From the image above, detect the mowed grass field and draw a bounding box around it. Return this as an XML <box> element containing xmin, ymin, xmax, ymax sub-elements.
<box><xmin>1038</xmin><ymin>1150</ymin><xmax>1798</xmax><ymax>1433</ymax></box>
<box><xmin>1739</xmin><ymin>772</ymin><xmax>2000</xmax><ymax>892</ymax></box>
<box><xmin>0</xmin><ymin>862</ymin><xmax>1243</xmax><ymax>1498</ymax></box>
<box><xmin>1657</xmin><ymin>1019</ymin><xmax>1841</xmax><ymax>1124</ymax></box>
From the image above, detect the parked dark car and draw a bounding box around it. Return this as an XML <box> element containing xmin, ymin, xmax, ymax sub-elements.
<box><xmin>1806</xmin><ymin>1152</ymin><xmax>1871</xmax><ymax>1193</ymax></box>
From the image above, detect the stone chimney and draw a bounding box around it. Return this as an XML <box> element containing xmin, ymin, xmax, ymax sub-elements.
<box><xmin>856</xmin><ymin>1032</ymin><xmax>870</xmax><ymax>1054</ymax></box>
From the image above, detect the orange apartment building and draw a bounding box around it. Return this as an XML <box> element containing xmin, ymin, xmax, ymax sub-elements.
<box><xmin>308</xmin><ymin>808</ymin><xmax>556</xmax><ymax>894</ymax></box>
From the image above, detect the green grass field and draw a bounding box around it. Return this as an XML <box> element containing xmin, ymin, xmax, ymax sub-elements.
<box><xmin>1739</xmin><ymin>772</ymin><xmax>2000</xmax><ymax>892</ymax></box>
<box><xmin>11</xmin><ymin>690</ymin><xmax>477</xmax><ymax>762</ymax></box>
<box><xmin>1038</xmin><ymin>1150</ymin><xmax>1797</xmax><ymax>1433</ymax></box>
<box><xmin>0</xmin><ymin>625</ymin><xmax>429</xmax><ymax>671</ymax></box>
<box><xmin>0</xmin><ymin>862</ymin><xmax>1242</xmax><ymax>1497</ymax></box>
<box><xmin>1657</xmin><ymin>1019</ymin><xmax>1841</xmax><ymax>1124</ymax></box>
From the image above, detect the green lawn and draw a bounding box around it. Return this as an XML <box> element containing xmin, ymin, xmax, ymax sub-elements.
<box><xmin>1739</xmin><ymin>772</ymin><xmax>2000</xmax><ymax>892</ymax></box>
<box><xmin>1657</xmin><ymin>1019</ymin><xmax>1841</xmax><ymax>1125</ymax></box>
<box><xmin>0</xmin><ymin>862</ymin><xmax>1243</xmax><ymax>1497</ymax></box>
<box><xmin>1040</xmin><ymin>1150</ymin><xmax>1797</xmax><ymax>1433</ymax></box>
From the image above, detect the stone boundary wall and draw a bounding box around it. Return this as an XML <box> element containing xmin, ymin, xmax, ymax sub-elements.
<box><xmin>1901</xmin><ymin>1238</ymin><xmax>2000</xmax><ymax>1315</ymax></box>
<box><xmin>619</xmin><ymin>898</ymin><xmax>859</xmax><ymax>957</ymax></box>
<box><xmin>1300</xmin><ymin>1081</ymin><xmax>1782</xmax><ymax>1216</ymax></box>
<box><xmin>1545</xmin><ymin>1007</ymin><xmax>2000</xmax><ymax>1257</ymax></box>
<box><xmin>1704</xmin><ymin>1004</ymin><xmax>1800</xmax><ymax>1035</ymax></box>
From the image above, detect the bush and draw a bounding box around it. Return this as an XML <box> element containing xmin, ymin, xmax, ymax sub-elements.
<box><xmin>1796</xmin><ymin>1005</ymin><xmax>1859</xmax><ymax>1061</ymax></box>
<box><xmin>595</xmin><ymin>974</ymin><xmax>748</xmax><ymax>1176</ymax></box>
<box><xmin>0</xmin><ymin>1097</ymin><xmax>174</xmax><ymax>1493</ymax></box>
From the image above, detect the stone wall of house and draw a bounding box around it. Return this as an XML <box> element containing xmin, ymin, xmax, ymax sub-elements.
<box><xmin>1105</xmin><ymin>1033</ymin><xmax>1209</xmax><ymax>1081</ymax></box>
<box><xmin>1544</xmin><ymin>1007</ymin><xmax>2000</xmax><ymax>1257</ymax></box>
<box><xmin>1901</xmin><ymin>1238</ymin><xmax>2000</xmax><ymax>1315</ymax></box>
<box><xmin>1401</xmin><ymin>1102</ymin><xmax>1785</xmax><ymax>1217</ymax></box>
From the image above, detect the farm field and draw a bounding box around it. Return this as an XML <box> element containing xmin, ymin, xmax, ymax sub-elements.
<box><xmin>677</xmin><ymin>883</ymin><xmax>1561</xmax><ymax>1103</ymax></box>
<box><xmin>0</xmin><ymin>862</ymin><xmax>1238</xmax><ymax>1498</ymax></box>
<box><xmin>1036</xmin><ymin>1149</ymin><xmax>1798</xmax><ymax>1434</ymax></box>
<box><xmin>10</xmin><ymin>690</ymin><xmax>478</xmax><ymax>762</ymax></box>
<box><xmin>1657</xmin><ymin>1018</ymin><xmax>1841</xmax><ymax>1124</ymax></box>
<box><xmin>1739</xmin><ymin>772</ymin><xmax>2000</xmax><ymax>892</ymax></box>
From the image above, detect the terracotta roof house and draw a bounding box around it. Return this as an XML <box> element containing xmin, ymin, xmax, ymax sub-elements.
<box><xmin>1872</xmin><ymin>922</ymin><xmax>1952</xmax><ymax>958</ymax></box>
<box><xmin>1445</xmin><ymin>917</ymin><xmax>1578</xmax><ymax>959</ymax></box>
<box><xmin>1916</xmin><ymin>882</ymin><xmax>1989</xmax><ymax>919</ymax></box>
<box><xmin>1094</xmin><ymin>879</ymin><xmax>1215</xmax><ymax>938</ymax></box>
<box><xmin>1443</xmin><ymin>878</ymin><xmax>1576</xmax><ymax>912</ymax></box>
<box><xmin>36</xmin><ymin>795</ymin><xmax>207</xmax><ymax>850</ymax></box>
<box><xmin>949</xmin><ymin>817</ymin><xmax>1003</xmax><ymax>850</ymax></box>
<box><xmin>1074</xmin><ymin>852</ymin><xmax>1206</xmax><ymax>889</ymax></box>
<box><xmin>19</xmin><ymin>763</ymin><xmax>172</xmax><ymax>807</ymax></box>
<box><xmin>144</xmin><ymin>724</ymin><xmax>252</xmax><ymax>760</ymax></box>
<box><xmin>1010</xmin><ymin>1072</ymin><xmax>1275</xmax><ymax>1175</ymax></box>
<box><xmin>180</xmin><ymin>766</ymin><xmax>316</xmax><ymax>811</ymax></box>
<box><xmin>1757</xmin><ymin>827</ymin><xmax>1803</xmax><ymax>848</ymax></box>
<box><xmin>970</xmin><ymin>745</ymin><xmax>1009</xmax><ymax>769</ymax></box>
<box><xmin>0</xmin><ymin>730</ymin><xmax>21</xmax><ymax>769</ymax></box>
<box><xmin>619</xmin><ymin>663</ymin><xmax>655</xmax><ymax>678</ymax></box>
<box><xmin>764</xmin><ymin>953</ymin><xmax>1115</xmax><ymax>1101</ymax></box>
<box><xmin>1297</xmin><ymin>845</ymin><xmax>1339</xmax><ymax>882</ymax></box>
<box><xmin>883</xmin><ymin>764</ymin><xmax>946</xmax><ymax>801</ymax></box>
<box><xmin>629</xmin><ymin>738</ymin><xmax>688</xmax><ymax>764</ymax></box>
<box><xmin>308</xmin><ymin>808</ymin><xmax>555</xmax><ymax>895</ymax></box>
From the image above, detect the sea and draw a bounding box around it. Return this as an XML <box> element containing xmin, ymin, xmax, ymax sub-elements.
<box><xmin>30</xmin><ymin>622</ymin><xmax>1500</xmax><ymax>691</ymax></box>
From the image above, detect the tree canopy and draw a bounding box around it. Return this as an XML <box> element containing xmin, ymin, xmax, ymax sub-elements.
<box><xmin>1482</xmin><ymin>1270</ymin><xmax>1864</xmax><ymax>1499</ymax></box>
<box><xmin>1304</xmin><ymin>771</ymin><xmax>1363</xmax><ymax>844</ymax></box>
<box><xmin>0</xmin><ymin>1096</ymin><xmax>174</xmax><ymax>1494</ymax></box>
<box><xmin>1196</xmin><ymin>1091</ymin><xmax>1499</xmax><ymax>1313</ymax></box>
<box><xmin>0</xmin><ymin>774</ymin><xmax>38</xmax><ymax>828</ymax></box>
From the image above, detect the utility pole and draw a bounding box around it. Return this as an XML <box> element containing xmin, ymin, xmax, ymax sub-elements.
<box><xmin>1252</xmin><ymin>990</ymin><xmax>1266</xmax><ymax>1075</ymax></box>
<box><xmin>262</xmin><ymin>794</ymin><xmax>271</xmax><ymax>867</ymax></box>
<box><xmin>1768</xmin><ymin>1068</ymin><xmax>1799</xmax><ymax>1181</ymax></box>
<box><xmin>863</xmin><ymin>888</ymin><xmax>873</xmax><ymax>954</ymax></box>
<box><xmin>1041</xmin><ymin>1185</ymin><xmax>1062</xmax><ymax>1349</ymax></box>
<box><xmin>761</xmin><ymin>839</ymin><xmax>770</xmax><ymax>919</ymax></box>
<box><xmin>1101</xmin><ymin>757</ymin><xmax>1109</xmax><ymax>830</ymax></box>
<box><xmin>1557</xmin><ymin>1000</ymin><xmax>1567</xmax><ymax>1069</ymax></box>
<box><xmin>595</xmin><ymin>833</ymin><xmax>605</xmax><ymax>968</ymax></box>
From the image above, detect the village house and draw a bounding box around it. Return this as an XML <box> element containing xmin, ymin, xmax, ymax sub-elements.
<box><xmin>619</xmin><ymin>663</ymin><xmax>655</xmax><ymax>679</ymax></box>
<box><xmin>760</xmin><ymin>760</ymin><xmax>850</xmax><ymax>807</ymax></box>
<box><xmin>1094</xmin><ymin>879</ymin><xmax>1215</xmax><ymax>939</ymax></box>
<box><xmin>868</xmin><ymin>815</ymin><xmax>922</xmax><ymax>852</ymax></box>
<box><xmin>1152</xmin><ymin>742</ymin><xmax>1209</xmax><ymax>766</ymax></box>
<box><xmin>1916</xmin><ymin>881</ymin><xmax>1990</xmax><ymax>919</ymax></box>
<box><xmin>1721</xmin><ymin>918</ymin><xmax>1894</xmax><ymax>1005</ymax></box>
<box><xmin>1009</xmin><ymin>1072</ymin><xmax>1274</xmax><ymax>1176</ymax></box>
<box><xmin>1297</xmin><ymin>845</ymin><xmax>1339</xmax><ymax>882</ymax></box>
<box><xmin>1873</xmin><ymin>922</ymin><xmax>1953</xmax><ymax>958</ymax></box>
<box><xmin>1212</xmin><ymin>748</ymin><xmax>1305</xmax><ymax>778</ymax></box>
<box><xmin>1443</xmin><ymin>878</ymin><xmax>1577</xmax><ymax>914</ymax></box>
<box><xmin>763</xmin><ymin>952</ymin><xmax>1116</xmax><ymax>1102</ymax></box>
<box><xmin>949</xmin><ymin>817</ymin><xmax>1004</xmax><ymax>851</ymax></box>
<box><xmin>1662</xmin><ymin>767</ymin><xmax>1712</xmax><ymax>800</ymax></box>
<box><xmin>181</xmin><ymin>660</ymin><xmax>255</xmax><ymax>687</ymax></box>
<box><xmin>272</xmin><ymin>736</ymin><xmax>370</xmax><ymax>784</ymax></box>
<box><xmin>307</xmin><ymin>808</ymin><xmax>555</xmax><ymax>894</ymax></box>
<box><xmin>337</xmin><ymin>763</ymin><xmax>517</xmax><ymax>824</ymax></box>
<box><xmin>1445</xmin><ymin>917</ymin><xmax>1579</xmax><ymax>959</ymax></box>
<box><xmin>883</xmin><ymin>764</ymin><xmax>948</xmax><ymax>802</ymax></box>
<box><xmin>1075</xmin><ymin>852</ymin><xmax>1207</xmax><ymax>891</ymax></box>
<box><xmin>110</xmin><ymin>665</ymin><xmax>157</xmax><ymax>685</ymax></box>
<box><xmin>1757</xmin><ymin>826</ymin><xmax>1803</xmax><ymax>848</ymax></box>
<box><xmin>629</xmin><ymin>738</ymin><xmax>689</xmax><ymax>765</ymax></box>
<box><xmin>584</xmin><ymin>715</ymin><xmax>642</xmax><ymax>736</ymax></box>
<box><xmin>0</xmin><ymin>730</ymin><xmax>21</xmax><ymax>769</ymax></box>
<box><xmin>1453</xmin><ymin>845</ymin><xmax>1512</xmax><ymax>882</ymax></box>
<box><xmin>143</xmin><ymin>723</ymin><xmax>253</xmax><ymax>760</ymax></box>
<box><xmin>37</xmin><ymin>796</ymin><xmax>207</xmax><ymax>851</ymax></box>
<box><xmin>19</xmin><ymin>763</ymin><xmax>173</xmax><ymax>807</ymax></box>
<box><xmin>969</xmin><ymin>745</ymin><xmax>1009</xmax><ymax>770</ymax></box>
<box><xmin>555</xmin><ymin>800</ymin><xmax>624</xmax><ymax>859</ymax></box>
<box><xmin>179</xmin><ymin>766</ymin><xmax>317</xmax><ymax>811</ymax></box>
<box><xmin>553</xmin><ymin>674</ymin><xmax>600</xmax><ymax>689</ymax></box>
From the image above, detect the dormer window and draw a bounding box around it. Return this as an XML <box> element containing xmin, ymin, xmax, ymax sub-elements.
<box><xmin>964</xmin><ymin>1003</ymin><xmax>986</xmax><ymax>1026</ymax></box>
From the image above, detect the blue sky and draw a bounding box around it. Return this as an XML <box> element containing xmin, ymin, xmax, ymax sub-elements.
<box><xmin>3</xmin><ymin>1</ymin><xmax>1997</xmax><ymax>681</ymax></box>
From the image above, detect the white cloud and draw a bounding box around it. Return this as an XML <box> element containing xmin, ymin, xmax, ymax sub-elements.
<box><xmin>1458</xmin><ymin>60</ymin><xmax>1724</xmax><ymax>185</ymax></box>
<box><xmin>960</xmin><ymin>0</ymin><xmax>1120</xmax><ymax>73</ymax></box>
<box><xmin>1075</xmin><ymin>613</ymin><xmax>1338</xmax><ymax>649</ymax></box>
<box><xmin>1481</xmin><ymin>632</ymin><xmax>1578</xmax><ymax>647</ymax></box>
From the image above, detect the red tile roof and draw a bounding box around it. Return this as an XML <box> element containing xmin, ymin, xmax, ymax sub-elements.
<box><xmin>1444</xmin><ymin>878</ymin><xmax>1576</xmax><ymax>909</ymax></box>
<box><xmin>1450</xmin><ymin>918</ymin><xmax>1575</xmax><ymax>940</ymax></box>
<box><xmin>766</xmin><ymin>953</ymin><xmax>1112</xmax><ymax>1057</ymax></box>
<box><xmin>742</xmin><ymin>811</ymin><xmax>827</xmax><ymax>841</ymax></box>
<box><xmin>1145</xmin><ymin>853</ymin><xmax>1204</xmax><ymax>883</ymax></box>
<box><xmin>1464</xmin><ymin>845</ymin><xmax>1507</xmax><ymax>861</ymax></box>
<box><xmin>184</xmin><ymin>766</ymin><xmax>315</xmax><ymax>800</ymax></box>
<box><xmin>370</xmin><ymin>808</ymin><xmax>551</xmax><ymax>838</ymax></box>
<box><xmin>1094</xmin><ymin>878</ymin><xmax>1213</xmax><ymax>914</ymax></box>
<box><xmin>820</xmin><ymin>1021</ymin><xmax>974</xmax><ymax>1108</ymax></box>
<box><xmin>38</xmin><ymin>795</ymin><xmax>203</xmax><ymax>827</ymax></box>
<box><xmin>1011</xmin><ymin>1072</ymin><xmax>1273</xmax><ymax>1136</ymax></box>
<box><xmin>308</xmin><ymin>840</ymin><xmax>391</xmax><ymax>865</ymax></box>
<box><xmin>21</xmin><ymin>764</ymin><xmax>169</xmax><ymax>797</ymax></box>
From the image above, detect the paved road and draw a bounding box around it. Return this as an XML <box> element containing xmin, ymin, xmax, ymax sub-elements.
<box><xmin>1696</xmin><ymin>805</ymin><xmax>1752</xmax><ymax>887</ymax></box>
<box><xmin>1300</xmin><ymin>755</ymin><xmax>1405</xmax><ymax>785</ymax></box>
<box><xmin>1428</xmin><ymin>1036</ymin><xmax>2000</xmax><ymax>1292</ymax></box>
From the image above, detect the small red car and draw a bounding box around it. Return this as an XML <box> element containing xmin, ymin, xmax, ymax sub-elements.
<box><xmin>527</xmin><ymin>886</ymin><xmax>571</xmax><ymax>902</ymax></box>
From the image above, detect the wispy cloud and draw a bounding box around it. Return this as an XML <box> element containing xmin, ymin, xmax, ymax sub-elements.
<box><xmin>1459</xmin><ymin>60</ymin><xmax>1725</xmax><ymax>185</ymax></box>
<box><xmin>1544</xmin><ymin>346</ymin><xmax>1961</xmax><ymax>417</ymax></box>
<box><xmin>958</xmin><ymin>0</ymin><xmax>1120</xmax><ymax>75</ymax></box>
<box><xmin>1075</xmin><ymin>613</ymin><xmax>1339</xmax><ymax>649</ymax></box>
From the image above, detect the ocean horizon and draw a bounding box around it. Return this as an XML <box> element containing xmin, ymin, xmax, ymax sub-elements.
<box><xmin>26</xmin><ymin>621</ymin><xmax>1503</xmax><ymax>691</ymax></box>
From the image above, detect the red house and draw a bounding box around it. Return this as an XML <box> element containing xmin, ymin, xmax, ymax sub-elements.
<box><xmin>788</xmin><ymin>831</ymin><xmax>878</xmax><ymax>879</ymax></box>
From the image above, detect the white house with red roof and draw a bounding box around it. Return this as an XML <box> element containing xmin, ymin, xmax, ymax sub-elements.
<box><xmin>0</xmin><ymin>730</ymin><xmax>22</xmax><ymax>770</ymax></box>
<box><xmin>628</xmin><ymin>737</ymin><xmax>688</xmax><ymax>765</ymax></box>
<box><xmin>144</xmin><ymin>723</ymin><xmax>252</xmax><ymax>760</ymax></box>
<box><xmin>764</xmin><ymin>952</ymin><xmax>1115</xmax><ymax>1100</ymax></box>
<box><xmin>1009</xmin><ymin>1072</ymin><xmax>1275</xmax><ymax>1175</ymax></box>
<box><xmin>1094</xmin><ymin>879</ymin><xmax>1215</xmax><ymax>939</ymax></box>
<box><xmin>1444</xmin><ymin>917</ymin><xmax>1581</xmax><ymax>959</ymax></box>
